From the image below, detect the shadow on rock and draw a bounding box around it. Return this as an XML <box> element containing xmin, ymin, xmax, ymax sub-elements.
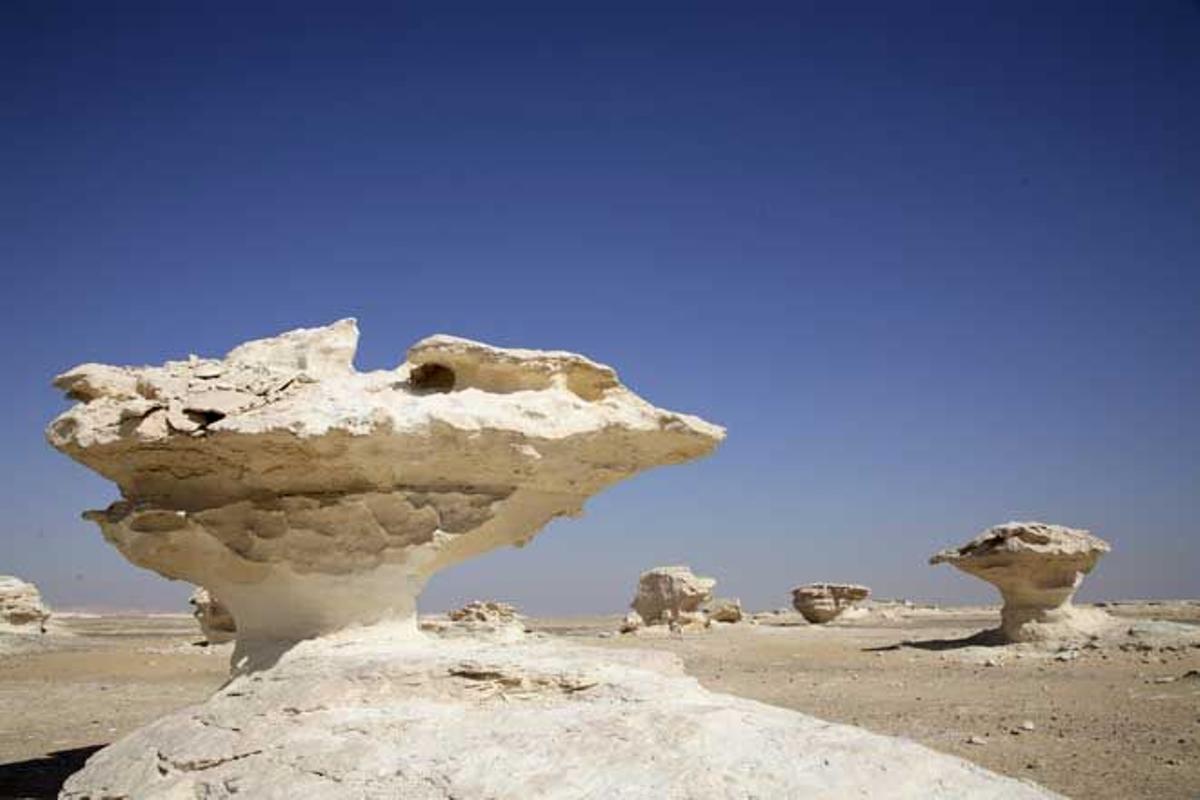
<box><xmin>0</xmin><ymin>745</ymin><xmax>105</xmax><ymax>799</ymax></box>
<box><xmin>864</xmin><ymin>628</ymin><xmax>1007</xmax><ymax>652</ymax></box>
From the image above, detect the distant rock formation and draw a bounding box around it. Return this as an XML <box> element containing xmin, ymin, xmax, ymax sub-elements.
<box><xmin>930</xmin><ymin>521</ymin><xmax>1113</xmax><ymax>643</ymax></box>
<box><xmin>792</xmin><ymin>583</ymin><xmax>870</xmax><ymax>624</ymax></box>
<box><xmin>0</xmin><ymin>575</ymin><xmax>50</xmax><ymax>632</ymax></box>
<box><xmin>48</xmin><ymin>321</ymin><xmax>1053</xmax><ymax>798</ymax></box>
<box><xmin>189</xmin><ymin>587</ymin><xmax>236</xmax><ymax>644</ymax></box>
<box><xmin>447</xmin><ymin>600</ymin><xmax>520</xmax><ymax>625</ymax></box>
<box><xmin>631</xmin><ymin>566</ymin><xmax>716</xmax><ymax>628</ymax></box>
<box><xmin>704</xmin><ymin>596</ymin><xmax>744</xmax><ymax>623</ymax></box>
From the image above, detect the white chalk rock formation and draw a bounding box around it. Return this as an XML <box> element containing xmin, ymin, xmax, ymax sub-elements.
<box><xmin>631</xmin><ymin>565</ymin><xmax>716</xmax><ymax>627</ymax></box>
<box><xmin>0</xmin><ymin>575</ymin><xmax>51</xmax><ymax>632</ymax></box>
<box><xmin>792</xmin><ymin>583</ymin><xmax>871</xmax><ymax>624</ymax></box>
<box><xmin>189</xmin><ymin>587</ymin><xmax>236</xmax><ymax>644</ymax></box>
<box><xmin>47</xmin><ymin>320</ymin><xmax>723</xmax><ymax>653</ymax></box>
<box><xmin>60</xmin><ymin>630</ymin><xmax>1057</xmax><ymax>799</ymax></box>
<box><xmin>929</xmin><ymin>521</ymin><xmax>1113</xmax><ymax>643</ymax></box>
<box><xmin>48</xmin><ymin>322</ymin><xmax>1056</xmax><ymax>798</ymax></box>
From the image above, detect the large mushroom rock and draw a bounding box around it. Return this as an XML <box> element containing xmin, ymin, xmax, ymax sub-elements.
<box><xmin>0</xmin><ymin>575</ymin><xmax>51</xmax><ymax>632</ymax></box>
<box><xmin>791</xmin><ymin>583</ymin><xmax>871</xmax><ymax>624</ymax></box>
<box><xmin>189</xmin><ymin>587</ymin><xmax>236</xmax><ymax>644</ymax></box>
<box><xmin>929</xmin><ymin>521</ymin><xmax>1113</xmax><ymax>643</ymax></box>
<box><xmin>631</xmin><ymin>565</ymin><xmax>716</xmax><ymax>627</ymax></box>
<box><xmin>48</xmin><ymin>322</ymin><xmax>1057</xmax><ymax>798</ymax></box>
<box><xmin>47</xmin><ymin>320</ymin><xmax>724</xmax><ymax>652</ymax></box>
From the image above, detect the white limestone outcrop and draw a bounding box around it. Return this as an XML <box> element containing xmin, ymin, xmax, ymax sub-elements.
<box><xmin>929</xmin><ymin>521</ymin><xmax>1113</xmax><ymax>643</ymax></box>
<box><xmin>60</xmin><ymin>627</ymin><xmax>1058</xmax><ymax>799</ymax></box>
<box><xmin>189</xmin><ymin>587</ymin><xmax>236</xmax><ymax>644</ymax></box>
<box><xmin>630</xmin><ymin>565</ymin><xmax>716</xmax><ymax>628</ymax></box>
<box><xmin>792</xmin><ymin>583</ymin><xmax>871</xmax><ymax>624</ymax></box>
<box><xmin>0</xmin><ymin>575</ymin><xmax>51</xmax><ymax>633</ymax></box>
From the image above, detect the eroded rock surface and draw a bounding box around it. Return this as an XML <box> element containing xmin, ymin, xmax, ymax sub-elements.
<box><xmin>930</xmin><ymin>521</ymin><xmax>1113</xmax><ymax>643</ymax></box>
<box><xmin>60</xmin><ymin>629</ymin><xmax>1059</xmax><ymax>800</ymax></box>
<box><xmin>631</xmin><ymin>566</ymin><xmax>716</xmax><ymax>627</ymax></box>
<box><xmin>792</xmin><ymin>583</ymin><xmax>871</xmax><ymax>624</ymax></box>
<box><xmin>47</xmin><ymin>323</ymin><xmax>1057</xmax><ymax>798</ymax></box>
<box><xmin>47</xmin><ymin>320</ymin><xmax>724</xmax><ymax>648</ymax></box>
<box><xmin>189</xmin><ymin>587</ymin><xmax>236</xmax><ymax>644</ymax></box>
<box><xmin>0</xmin><ymin>575</ymin><xmax>51</xmax><ymax>632</ymax></box>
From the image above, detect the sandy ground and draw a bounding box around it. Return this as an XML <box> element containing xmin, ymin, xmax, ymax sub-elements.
<box><xmin>0</xmin><ymin>604</ymin><xmax>1197</xmax><ymax>799</ymax></box>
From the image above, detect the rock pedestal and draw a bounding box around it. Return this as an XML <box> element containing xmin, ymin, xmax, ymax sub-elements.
<box><xmin>930</xmin><ymin>521</ymin><xmax>1112</xmax><ymax>643</ymax></box>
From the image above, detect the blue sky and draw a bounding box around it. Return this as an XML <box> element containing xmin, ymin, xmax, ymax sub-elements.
<box><xmin>2</xmin><ymin>1</ymin><xmax>1197</xmax><ymax>614</ymax></box>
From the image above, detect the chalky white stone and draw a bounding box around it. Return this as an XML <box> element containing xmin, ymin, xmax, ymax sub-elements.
<box><xmin>930</xmin><ymin>521</ymin><xmax>1113</xmax><ymax>643</ymax></box>
<box><xmin>49</xmin><ymin>322</ymin><xmax>1056</xmax><ymax>798</ymax></box>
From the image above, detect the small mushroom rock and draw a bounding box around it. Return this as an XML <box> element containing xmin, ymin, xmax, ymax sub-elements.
<box><xmin>0</xmin><ymin>576</ymin><xmax>51</xmax><ymax>633</ymax></box>
<box><xmin>631</xmin><ymin>566</ymin><xmax>716</xmax><ymax>627</ymax></box>
<box><xmin>189</xmin><ymin>587</ymin><xmax>236</xmax><ymax>644</ymax></box>
<box><xmin>929</xmin><ymin>521</ymin><xmax>1113</xmax><ymax>644</ymax></box>
<box><xmin>791</xmin><ymin>583</ymin><xmax>871</xmax><ymax>624</ymax></box>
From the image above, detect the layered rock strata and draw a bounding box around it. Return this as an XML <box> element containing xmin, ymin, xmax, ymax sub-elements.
<box><xmin>47</xmin><ymin>320</ymin><xmax>723</xmax><ymax>654</ymax></box>
<box><xmin>930</xmin><ymin>521</ymin><xmax>1113</xmax><ymax>643</ymax></box>
<box><xmin>792</xmin><ymin>583</ymin><xmax>871</xmax><ymax>624</ymax></box>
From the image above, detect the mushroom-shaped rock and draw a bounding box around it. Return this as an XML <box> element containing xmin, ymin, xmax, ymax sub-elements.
<box><xmin>47</xmin><ymin>320</ymin><xmax>724</xmax><ymax>649</ymax></box>
<box><xmin>189</xmin><ymin>587</ymin><xmax>236</xmax><ymax>644</ymax></box>
<box><xmin>791</xmin><ymin>583</ymin><xmax>871</xmax><ymax>624</ymax></box>
<box><xmin>48</xmin><ymin>323</ymin><xmax>1057</xmax><ymax>799</ymax></box>
<box><xmin>631</xmin><ymin>565</ymin><xmax>716</xmax><ymax>626</ymax></box>
<box><xmin>929</xmin><ymin>521</ymin><xmax>1112</xmax><ymax>643</ymax></box>
<box><xmin>0</xmin><ymin>576</ymin><xmax>51</xmax><ymax>632</ymax></box>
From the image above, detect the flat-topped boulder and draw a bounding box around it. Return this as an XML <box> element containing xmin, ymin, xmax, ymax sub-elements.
<box><xmin>930</xmin><ymin>521</ymin><xmax>1113</xmax><ymax>643</ymax></box>
<box><xmin>631</xmin><ymin>565</ymin><xmax>716</xmax><ymax>627</ymax></box>
<box><xmin>792</xmin><ymin>583</ymin><xmax>871</xmax><ymax>624</ymax></box>
<box><xmin>0</xmin><ymin>575</ymin><xmax>51</xmax><ymax>632</ymax></box>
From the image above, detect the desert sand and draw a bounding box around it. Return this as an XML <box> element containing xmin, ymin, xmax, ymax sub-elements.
<box><xmin>1</xmin><ymin>602</ymin><xmax>1196</xmax><ymax>800</ymax></box>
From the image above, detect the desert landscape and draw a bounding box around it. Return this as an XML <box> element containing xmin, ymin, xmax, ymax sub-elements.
<box><xmin>0</xmin><ymin>320</ymin><xmax>1192</xmax><ymax>798</ymax></box>
<box><xmin>1</xmin><ymin>600</ymin><xmax>1197</xmax><ymax>799</ymax></box>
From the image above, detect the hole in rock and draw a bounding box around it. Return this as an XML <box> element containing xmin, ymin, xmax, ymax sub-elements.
<box><xmin>185</xmin><ymin>409</ymin><xmax>226</xmax><ymax>428</ymax></box>
<box><xmin>410</xmin><ymin>363</ymin><xmax>456</xmax><ymax>393</ymax></box>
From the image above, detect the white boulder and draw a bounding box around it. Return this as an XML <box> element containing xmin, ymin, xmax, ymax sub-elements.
<box><xmin>631</xmin><ymin>565</ymin><xmax>716</xmax><ymax>627</ymax></box>
<box><xmin>791</xmin><ymin>583</ymin><xmax>871</xmax><ymax>624</ymax></box>
<box><xmin>0</xmin><ymin>575</ymin><xmax>51</xmax><ymax>632</ymax></box>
